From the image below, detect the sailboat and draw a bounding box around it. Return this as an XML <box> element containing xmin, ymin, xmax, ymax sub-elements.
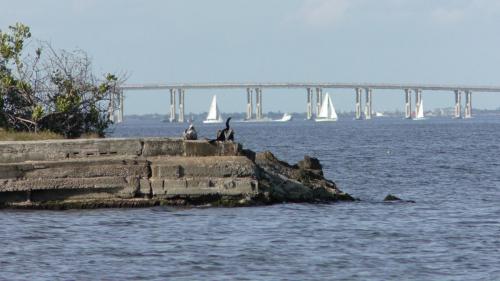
<box><xmin>203</xmin><ymin>95</ymin><xmax>223</xmax><ymax>124</ymax></box>
<box><xmin>414</xmin><ymin>99</ymin><xmax>425</xmax><ymax>120</ymax></box>
<box><xmin>315</xmin><ymin>93</ymin><xmax>338</xmax><ymax>122</ymax></box>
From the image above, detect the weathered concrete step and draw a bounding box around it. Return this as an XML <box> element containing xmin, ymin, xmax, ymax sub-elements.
<box><xmin>150</xmin><ymin>156</ymin><xmax>257</xmax><ymax>178</ymax></box>
<box><xmin>0</xmin><ymin>136</ymin><xmax>351</xmax><ymax>209</ymax></box>
<box><xmin>0</xmin><ymin>176</ymin><xmax>136</xmax><ymax>193</ymax></box>
<box><xmin>144</xmin><ymin>177</ymin><xmax>258</xmax><ymax>197</ymax></box>
<box><xmin>0</xmin><ymin>138</ymin><xmax>142</xmax><ymax>163</ymax></box>
<box><xmin>0</xmin><ymin>157</ymin><xmax>149</xmax><ymax>179</ymax></box>
<box><xmin>0</xmin><ymin>138</ymin><xmax>242</xmax><ymax>163</ymax></box>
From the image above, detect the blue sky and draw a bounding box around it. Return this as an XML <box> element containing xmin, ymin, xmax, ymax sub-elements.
<box><xmin>2</xmin><ymin>0</ymin><xmax>500</xmax><ymax>114</ymax></box>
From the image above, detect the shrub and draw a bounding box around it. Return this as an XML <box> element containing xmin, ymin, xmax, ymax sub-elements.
<box><xmin>0</xmin><ymin>23</ymin><xmax>123</xmax><ymax>138</ymax></box>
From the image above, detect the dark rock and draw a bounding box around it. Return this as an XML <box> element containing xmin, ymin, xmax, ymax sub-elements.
<box><xmin>255</xmin><ymin>151</ymin><xmax>295</xmax><ymax>179</ymax></box>
<box><xmin>383</xmin><ymin>194</ymin><xmax>415</xmax><ymax>203</ymax></box>
<box><xmin>298</xmin><ymin>155</ymin><xmax>322</xmax><ymax>171</ymax></box>
<box><xmin>241</xmin><ymin>149</ymin><xmax>256</xmax><ymax>162</ymax></box>
<box><xmin>254</xmin><ymin>151</ymin><xmax>353</xmax><ymax>203</ymax></box>
<box><xmin>384</xmin><ymin>194</ymin><xmax>401</xmax><ymax>201</ymax></box>
<box><xmin>256</xmin><ymin>151</ymin><xmax>292</xmax><ymax>168</ymax></box>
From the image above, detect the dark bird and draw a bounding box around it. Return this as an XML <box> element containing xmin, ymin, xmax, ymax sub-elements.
<box><xmin>210</xmin><ymin>117</ymin><xmax>234</xmax><ymax>143</ymax></box>
<box><xmin>183</xmin><ymin>124</ymin><xmax>198</xmax><ymax>140</ymax></box>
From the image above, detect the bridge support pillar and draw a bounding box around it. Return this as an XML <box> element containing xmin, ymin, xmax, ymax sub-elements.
<box><xmin>465</xmin><ymin>91</ymin><xmax>472</xmax><ymax>119</ymax></box>
<box><xmin>315</xmin><ymin>88</ymin><xmax>323</xmax><ymax>117</ymax></box>
<box><xmin>414</xmin><ymin>89</ymin><xmax>422</xmax><ymax>118</ymax></box>
<box><xmin>454</xmin><ymin>90</ymin><xmax>462</xmax><ymax>119</ymax></box>
<box><xmin>405</xmin><ymin>89</ymin><xmax>412</xmax><ymax>119</ymax></box>
<box><xmin>306</xmin><ymin>88</ymin><xmax>313</xmax><ymax>120</ymax></box>
<box><xmin>246</xmin><ymin>88</ymin><xmax>254</xmax><ymax>120</ymax></box>
<box><xmin>255</xmin><ymin>88</ymin><xmax>263</xmax><ymax>120</ymax></box>
<box><xmin>117</xmin><ymin>89</ymin><xmax>124</xmax><ymax>123</ymax></box>
<box><xmin>364</xmin><ymin>88</ymin><xmax>372</xmax><ymax>120</ymax></box>
<box><xmin>355</xmin><ymin>88</ymin><xmax>363</xmax><ymax>120</ymax></box>
<box><xmin>108</xmin><ymin>91</ymin><xmax>116</xmax><ymax>123</ymax></box>
<box><xmin>178</xmin><ymin>89</ymin><xmax>185</xmax><ymax>123</ymax></box>
<box><xmin>169</xmin><ymin>88</ymin><xmax>177</xmax><ymax>122</ymax></box>
<box><xmin>318</xmin><ymin>88</ymin><xmax>323</xmax><ymax>110</ymax></box>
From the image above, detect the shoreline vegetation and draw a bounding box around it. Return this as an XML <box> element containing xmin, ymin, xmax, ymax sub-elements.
<box><xmin>123</xmin><ymin>108</ymin><xmax>500</xmax><ymax>123</ymax></box>
<box><xmin>1</xmin><ymin>22</ymin><xmax>123</xmax><ymax>139</ymax></box>
<box><xmin>0</xmin><ymin>129</ymin><xmax>62</xmax><ymax>141</ymax></box>
<box><xmin>0</xmin><ymin>129</ymin><xmax>102</xmax><ymax>141</ymax></box>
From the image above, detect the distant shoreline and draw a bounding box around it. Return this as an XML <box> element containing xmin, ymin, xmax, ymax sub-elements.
<box><xmin>122</xmin><ymin>109</ymin><xmax>500</xmax><ymax>122</ymax></box>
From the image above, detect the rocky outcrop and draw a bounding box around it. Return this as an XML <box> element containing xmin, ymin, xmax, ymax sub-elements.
<box><xmin>0</xmin><ymin>138</ymin><xmax>352</xmax><ymax>209</ymax></box>
<box><xmin>255</xmin><ymin>151</ymin><xmax>352</xmax><ymax>203</ymax></box>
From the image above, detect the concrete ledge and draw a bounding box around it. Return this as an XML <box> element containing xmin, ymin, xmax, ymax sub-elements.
<box><xmin>0</xmin><ymin>138</ymin><xmax>142</xmax><ymax>163</ymax></box>
<box><xmin>0</xmin><ymin>138</ymin><xmax>242</xmax><ymax>163</ymax></box>
<box><xmin>150</xmin><ymin>156</ymin><xmax>256</xmax><ymax>178</ymax></box>
<box><xmin>151</xmin><ymin>178</ymin><xmax>258</xmax><ymax>197</ymax></box>
<box><xmin>0</xmin><ymin>157</ymin><xmax>149</xmax><ymax>180</ymax></box>
<box><xmin>0</xmin><ymin>176</ymin><xmax>131</xmax><ymax>192</ymax></box>
<box><xmin>0</xmin><ymin>138</ymin><xmax>351</xmax><ymax>209</ymax></box>
<box><xmin>183</xmin><ymin>141</ymin><xmax>242</xmax><ymax>157</ymax></box>
<box><xmin>142</xmin><ymin>138</ymin><xmax>184</xmax><ymax>157</ymax></box>
<box><xmin>30</xmin><ymin>187</ymin><xmax>135</xmax><ymax>202</ymax></box>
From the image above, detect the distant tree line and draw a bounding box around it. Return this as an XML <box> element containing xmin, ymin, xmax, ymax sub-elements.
<box><xmin>0</xmin><ymin>23</ymin><xmax>124</xmax><ymax>138</ymax></box>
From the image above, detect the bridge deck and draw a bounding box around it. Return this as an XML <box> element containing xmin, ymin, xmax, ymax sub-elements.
<box><xmin>121</xmin><ymin>83</ymin><xmax>500</xmax><ymax>92</ymax></box>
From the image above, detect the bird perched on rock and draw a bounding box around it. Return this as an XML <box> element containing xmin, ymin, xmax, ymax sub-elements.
<box><xmin>211</xmin><ymin>117</ymin><xmax>234</xmax><ymax>142</ymax></box>
<box><xmin>183</xmin><ymin>124</ymin><xmax>198</xmax><ymax>140</ymax></box>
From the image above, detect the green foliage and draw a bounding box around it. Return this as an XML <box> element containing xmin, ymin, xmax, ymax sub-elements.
<box><xmin>54</xmin><ymin>91</ymin><xmax>81</xmax><ymax>113</ymax></box>
<box><xmin>97</xmin><ymin>74</ymin><xmax>118</xmax><ymax>96</ymax></box>
<box><xmin>0</xmin><ymin>23</ymin><xmax>34</xmax><ymax>130</ymax></box>
<box><xmin>0</xmin><ymin>23</ymin><xmax>31</xmax><ymax>66</ymax></box>
<box><xmin>0</xmin><ymin>22</ymin><xmax>121</xmax><ymax>138</ymax></box>
<box><xmin>16</xmin><ymin>79</ymin><xmax>31</xmax><ymax>92</ymax></box>
<box><xmin>32</xmin><ymin>104</ymin><xmax>44</xmax><ymax>121</ymax></box>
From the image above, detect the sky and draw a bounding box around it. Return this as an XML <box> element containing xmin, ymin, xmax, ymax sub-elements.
<box><xmin>2</xmin><ymin>0</ymin><xmax>500</xmax><ymax>115</ymax></box>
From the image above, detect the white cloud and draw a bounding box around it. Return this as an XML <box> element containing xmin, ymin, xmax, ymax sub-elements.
<box><xmin>295</xmin><ymin>0</ymin><xmax>350</xmax><ymax>28</ymax></box>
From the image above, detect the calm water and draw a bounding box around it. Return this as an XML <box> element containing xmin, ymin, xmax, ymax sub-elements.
<box><xmin>1</xmin><ymin>117</ymin><xmax>500</xmax><ymax>280</ymax></box>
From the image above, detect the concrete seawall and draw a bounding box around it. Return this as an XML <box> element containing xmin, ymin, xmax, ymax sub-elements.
<box><xmin>0</xmin><ymin>138</ymin><xmax>352</xmax><ymax>209</ymax></box>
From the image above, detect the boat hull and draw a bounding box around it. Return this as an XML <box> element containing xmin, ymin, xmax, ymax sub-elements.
<box><xmin>275</xmin><ymin>115</ymin><xmax>292</xmax><ymax>122</ymax></box>
<box><xmin>203</xmin><ymin>120</ymin><xmax>223</xmax><ymax>124</ymax></box>
<box><xmin>315</xmin><ymin>118</ymin><xmax>337</xmax><ymax>122</ymax></box>
<box><xmin>238</xmin><ymin>118</ymin><xmax>273</xmax><ymax>123</ymax></box>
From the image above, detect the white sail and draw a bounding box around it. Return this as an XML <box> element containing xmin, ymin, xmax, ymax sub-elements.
<box><xmin>204</xmin><ymin>95</ymin><xmax>223</xmax><ymax>123</ymax></box>
<box><xmin>317</xmin><ymin>94</ymin><xmax>330</xmax><ymax>118</ymax></box>
<box><xmin>328</xmin><ymin>95</ymin><xmax>338</xmax><ymax>120</ymax></box>
<box><xmin>316</xmin><ymin>93</ymin><xmax>337</xmax><ymax>122</ymax></box>
<box><xmin>207</xmin><ymin>95</ymin><xmax>219</xmax><ymax>120</ymax></box>
<box><xmin>416</xmin><ymin>99</ymin><xmax>424</xmax><ymax>119</ymax></box>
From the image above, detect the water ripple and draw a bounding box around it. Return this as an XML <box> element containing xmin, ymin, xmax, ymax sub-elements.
<box><xmin>1</xmin><ymin>118</ymin><xmax>500</xmax><ymax>280</ymax></box>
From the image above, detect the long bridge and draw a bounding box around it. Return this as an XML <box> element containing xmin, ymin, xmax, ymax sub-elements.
<box><xmin>108</xmin><ymin>82</ymin><xmax>500</xmax><ymax>123</ymax></box>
